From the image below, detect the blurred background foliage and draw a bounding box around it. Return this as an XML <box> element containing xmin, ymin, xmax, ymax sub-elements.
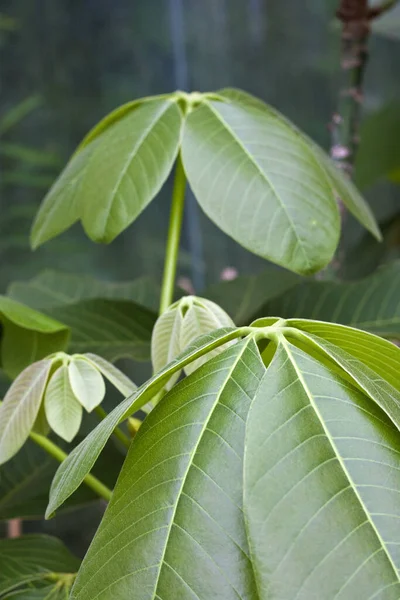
<box><xmin>0</xmin><ymin>0</ymin><xmax>399</xmax><ymax>555</ymax></box>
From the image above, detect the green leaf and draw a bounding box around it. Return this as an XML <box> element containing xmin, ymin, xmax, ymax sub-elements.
<box><xmin>285</xmin><ymin>318</ymin><xmax>400</xmax><ymax>395</ymax></box>
<box><xmin>205</xmin><ymin>267</ymin><xmax>299</xmax><ymax>325</ymax></box>
<box><xmin>68</xmin><ymin>357</ymin><xmax>105</xmax><ymax>412</ymax></box>
<box><xmin>83</xmin><ymin>353</ymin><xmax>136</xmax><ymax>397</ymax></box>
<box><xmin>218</xmin><ymin>88</ymin><xmax>381</xmax><ymax>242</ymax></box>
<box><xmin>0</xmin><ymin>142</ymin><xmax>61</xmax><ymax>167</ymax></box>
<box><xmin>0</xmin><ymin>359</ymin><xmax>52</xmax><ymax>465</ymax></box>
<box><xmin>31</xmin><ymin>97</ymin><xmax>183</xmax><ymax>247</ymax></box>
<box><xmin>253</xmin><ymin>263</ymin><xmax>400</xmax><ymax>340</ymax></box>
<box><xmin>181</xmin><ymin>95</ymin><xmax>340</xmax><ymax>275</ymax></box>
<box><xmin>0</xmin><ymin>296</ymin><xmax>69</xmax><ymax>379</ymax></box>
<box><xmin>71</xmin><ymin>338</ymin><xmax>265</xmax><ymax>600</ymax></box>
<box><xmin>46</xmin><ymin>327</ymin><xmax>241</xmax><ymax>518</ymax></box>
<box><xmin>44</xmin><ymin>365</ymin><xmax>83</xmax><ymax>442</ymax></box>
<box><xmin>8</xmin><ymin>270</ymin><xmax>160</xmax><ymax>312</ymax></box>
<box><xmin>0</xmin><ymin>535</ymin><xmax>79</xmax><ymax>597</ymax></box>
<box><xmin>244</xmin><ymin>340</ymin><xmax>400</xmax><ymax>598</ymax></box>
<box><xmin>47</xmin><ymin>299</ymin><xmax>156</xmax><ymax>362</ymax></box>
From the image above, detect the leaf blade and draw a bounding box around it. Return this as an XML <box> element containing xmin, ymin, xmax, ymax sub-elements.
<box><xmin>68</xmin><ymin>358</ymin><xmax>105</xmax><ymax>412</ymax></box>
<box><xmin>44</xmin><ymin>365</ymin><xmax>83</xmax><ymax>442</ymax></box>
<box><xmin>182</xmin><ymin>98</ymin><xmax>340</xmax><ymax>274</ymax></box>
<box><xmin>0</xmin><ymin>359</ymin><xmax>52</xmax><ymax>465</ymax></box>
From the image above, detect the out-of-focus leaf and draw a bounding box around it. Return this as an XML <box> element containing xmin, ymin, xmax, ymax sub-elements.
<box><xmin>204</xmin><ymin>267</ymin><xmax>299</xmax><ymax>324</ymax></box>
<box><xmin>253</xmin><ymin>262</ymin><xmax>400</xmax><ymax>339</ymax></box>
<box><xmin>8</xmin><ymin>271</ymin><xmax>159</xmax><ymax>312</ymax></box>
<box><xmin>0</xmin><ymin>95</ymin><xmax>42</xmax><ymax>135</ymax></box>
<box><xmin>0</xmin><ymin>296</ymin><xmax>69</xmax><ymax>378</ymax></box>
<box><xmin>0</xmin><ymin>535</ymin><xmax>79</xmax><ymax>597</ymax></box>
<box><xmin>47</xmin><ymin>299</ymin><xmax>157</xmax><ymax>363</ymax></box>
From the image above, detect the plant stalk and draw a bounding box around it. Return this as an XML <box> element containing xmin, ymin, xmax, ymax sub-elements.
<box><xmin>159</xmin><ymin>154</ymin><xmax>187</xmax><ymax>314</ymax></box>
<box><xmin>94</xmin><ymin>405</ymin><xmax>131</xmax><ymax>449</ymax></box>
<box><xmin>29</xmin><ymin>431</ymin><xmax>112</xmax><ymax>502</ymax></box>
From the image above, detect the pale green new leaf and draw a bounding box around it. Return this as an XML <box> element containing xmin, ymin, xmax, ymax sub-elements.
<box><xmin>151</xmin><ymin>303</ymin><xmax>183</xmax><ymax>390</ymax></box>
<box><xmin>218</xmin><ymin>88</ymin><xmax>381</xmax><ymax>241</ymax></box>
<box><xmin>180</xmin><ymin>298</ymin><xmax>235</xmax><ymax>376</ymax></box>
<box><xmin>0</xmin><ymin>296</ymin><xmax>69</xmax><ymax>378</ymax></box>
<box><xmin>68</xmin><ymin>357</ymin><xmax>105</xmax><ymax>412</ymax></box>
<box><xmin>71</xmin><ymin>338</ymin><xmax>265</xmax><ymax>600</ymax></box>
<box><xmin>44</xmin><ymin>365</ymin><xmax>82</xmax><ymax>442</ymax></box>
<box><xmin>31</xmin><ymin>98</ymin><xmax>183</xmax><ymax>247</ymax></box>
<box><xmin>0</xmin><ymin>535</ymin><xmax>79</xmax><ymax>597</ymax></box>
<box><xmin>0</xmin><ymin>359</ymin><xmax>52</xmax><ymax>465</ymax></box>
<box><xmin>46</xmin><ymin>327</ymin><xmax>240</xmax><ymax>517</ymax></box>
<box><xmin>244</xmin><ymin>341</ymin><xmax>400</xmax><ymax>599</ymax></box>
<box><xmin>182</xmin><ymin>96</ymin><xmax>340</xmax><ymax>274</ymax></box>
<box><xmin>83</xmin><ymin>353</ymin><xmax>136</xmax><ymax>397</ymax></box>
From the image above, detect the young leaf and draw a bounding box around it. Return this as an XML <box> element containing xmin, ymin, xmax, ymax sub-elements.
<box><xmin>0</xmin><ymin>359</ymin><xmax>52</xmax><ymax>465</ymax></box>
<box><xmin>244</xmin><ymin>340</ymin><xmax>400</xmax><ymax>598</ymax></box>
<box><xmin>44</xmin><ymin>365</ymin><xmax>83</xmax><ymax>442</ymax></box>
<box><xmin>151</xmin><ymin>300</ymin><xmax>183</xmax><ymax>390</ymax></box>
<box><xmin>0</xmin><ymin>534</ymin><xmax>79</xmax><ymax>597</ymax></box>
<box><xmin>181</xmin><ymin>96</ymin><xmax>340</xmax><ymax>275</ymax></box>
<box><xmin>31</xmin><ymin>97</ymin><xmax>183</xmax><ymax>247</ymax></box>
<box><xmin>0</xmin><ymin>296</ymin><xmax>69</xmax><ymax>378</ymax></box>
<box><xmin>68</xmin><ymin>357</ymin><xmax>105</xmax><ymax>412</ymax></box>
<box><xmin>83</xmin><ymin>353</ymin><xmax>137</xmax><ymax>397</ymax></box>
<box><xmin>46</xmin><ymin>327</ymin><xmax>241</xmax><ymax>518</ymax></box>
<box><xmin>71</xmin><ymin>338</ymin><xmax>265</xmax><ymax>600</ymax></box>
<box><xmin>218</xmin><ymin>88</ymin><xmax>381</xmax><ymax>242</ymax></box>
<box><xmin>180</xmin><ymin>298</ymin><xmax>235</xmax><ymax>376</ymax></box>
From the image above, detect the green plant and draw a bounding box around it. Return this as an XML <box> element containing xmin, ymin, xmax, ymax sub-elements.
<box><xmin>0</xmin><ymin>81</ymin><xmax>399</xmax><ymax>600</ymax></box>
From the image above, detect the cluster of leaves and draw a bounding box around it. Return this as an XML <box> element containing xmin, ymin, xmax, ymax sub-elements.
<box><xmin>31</xmin><ymin>89</ymin><xmax>380</xmax><ymax>276</ymax></box>
<box><xmin>36</xmin><ymin>317</ymin><xmax>400</xmax><ymax>598</ymax></box>
<box><xmin>0</xmin><ymin>352</ymin><xmax>135</xmax><ymax>463</ymax></box>
<box><xmin>0</xmin><ymin>84</ymin><xmax>399</xmax><ymax>600</ymax></box>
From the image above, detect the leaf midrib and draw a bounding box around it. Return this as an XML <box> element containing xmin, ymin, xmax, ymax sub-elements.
<box><xmin>204</xmin><ymin>101</ymin><xmax>312</xmax><ymax>270</ymax></box>
<box><xmin>282</xmin><ymin>337</ymin><xmax>400</xmax><ymax>587</ymax></box>
<box><xmin>151</xmin><ymin>339</ymin><xmax>251</xmax><ymax>599</ymax></box>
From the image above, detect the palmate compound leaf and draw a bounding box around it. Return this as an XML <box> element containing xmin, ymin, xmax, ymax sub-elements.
<box><xmin>217</xmin><ymin>88</ymin><xmax>381</xmax><ymax>243</ymax></box>
<box><xmin>46</xmin><ymin>326</ymin><xmax>243</xmax><ymax>518</ymax></box>
<box><xmin>0</xmin><ymin>359</ymin><xmax>52</xmax><ymax>465</ymax></box>
<box><xmin>71</xmin><ymin>337</ymin><xmax>265</xmax><ymax>600</ymax></box>
<box><xmin>244</xmin><ymin>339</ymin><xmax>400</xmax><ymax>599</ymax></box>
<box><xmin>71</xmin><ymin>322</ymin><xmax>400</xmax><ymax>599</ymax></box>
<box><xmin>0</xmin><ymin>535</ymin><xmax>80</xmax><ymax>597</ymax></box>
<box><xmin>31</xmin><ymin>96</ymin><xmax>183</xmax><ymax>247</ymax></box>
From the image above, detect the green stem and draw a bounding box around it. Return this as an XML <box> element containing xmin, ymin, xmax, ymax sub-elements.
<box><xmin>94</xmin><ymin>405</ymin><xmax>131</xmax><ymax>449</ymax></box>
<box><xmin>29</xmin><ymin>431</ymin><xmax>112</xmax><ymax>502</ymax></box>
<box><xmin>159</xmin><ymin>154</ymin><xmax>187</xmax><ymax>314</ymax></box>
